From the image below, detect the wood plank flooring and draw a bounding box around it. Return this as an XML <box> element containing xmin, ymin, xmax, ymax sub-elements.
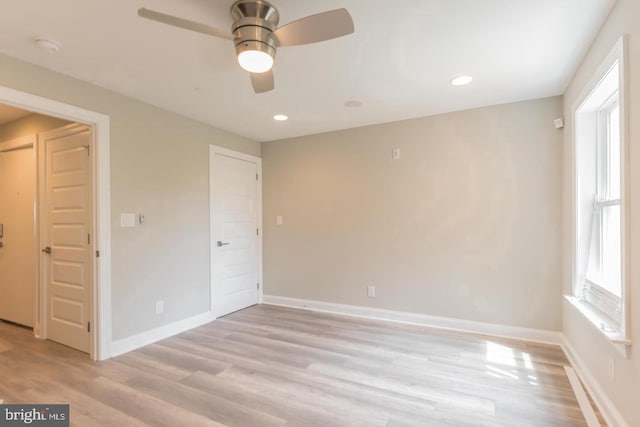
<box><xmin>0</xmin><ymin>304</ymin><xmax>605</xmax><ymax>426</ymax></box>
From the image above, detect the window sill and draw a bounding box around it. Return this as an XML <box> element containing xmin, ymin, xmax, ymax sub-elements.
<box><xmin>564</xmin><ymin>295</ymin><xmax>631</xmax><ymax>358</ymax></box>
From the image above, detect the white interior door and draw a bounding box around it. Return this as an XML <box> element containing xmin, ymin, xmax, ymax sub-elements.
<box><xmin>0</xmin><ymin>137</ymin><xmax>36</xmax><ymax>327</ymax></box>
<box><xmin>210</xmin><ymin>147</ymin><xmax>261</xmax><ymax>318</ymax></box>
<box><xmin>41</xmin><ymin>124</ymin><xmax>93</xmax><ymax>353</ymax></box>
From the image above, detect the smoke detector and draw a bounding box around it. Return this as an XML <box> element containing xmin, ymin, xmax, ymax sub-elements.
<box><xmin>35</xmin><ymin>38</ymin><xmax>62</xmax><ymax>54</ymax></box>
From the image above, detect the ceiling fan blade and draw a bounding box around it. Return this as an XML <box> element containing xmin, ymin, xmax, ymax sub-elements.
<box><xmin>274</xmin><ymin>9</ymin><xmax>354</xmax><ymax>47</ymax></box>
<box><xmin>138</xmin><ymin>8</ymin><xmax>232</xmax><ymax>40</ymax></box>
<box><xmin>250</xmin><ymin>70</ymin><xmax>274</xmax><ymax>93</ymax></box>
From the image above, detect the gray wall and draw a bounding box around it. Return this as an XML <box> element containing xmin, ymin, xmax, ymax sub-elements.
<box><xmin>562</xmin><ymin>0</ymin><xmax>640</xmax><ymax>425</ymax></box>
<box><xmin>263</xmin><ymin>96</ymin><xmax>563</xmax><ymax>331</ymax></box>
<box><xmin>0</xmin><ymin>53</ymin><xmax>259</xmax><ymax>341</ymax></box>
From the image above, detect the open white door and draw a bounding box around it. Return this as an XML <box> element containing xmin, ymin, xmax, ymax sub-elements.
<box><xmin>210</xmin><ymin>146</ymin><xmax>261</xmax><ymax>318</ymax></box>
<box><xmin>0</xmin><ymin>136</ymin><xmax>36</xmax><ymax>327</ymax></box>
<box><xmin>40</xmin><ymin>124</ymin><xmax>93</xmax><ymax>353</ymax></box>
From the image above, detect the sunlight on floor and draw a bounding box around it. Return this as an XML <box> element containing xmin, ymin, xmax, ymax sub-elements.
<box><xmin>486</xmin><ymin>342</ymin><xmax>516</xmax><ymax>367</ymax></box>
<box><xmin>485</xmin><ymin>341</ymin><xmax>539</xmax><ymax>385</ymax></box>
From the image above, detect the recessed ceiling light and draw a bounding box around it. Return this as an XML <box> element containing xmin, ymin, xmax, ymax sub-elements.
<box><xmin>451</xmin><ymin>75</ymin><xmax>473</xmax><ymax>86</ymax></box>
<box><xmin>35</xmin><ymin>38</ymin><xmax>62</xmax><ymax>54</ymax></box>
<box><xmin>345</xmin><ymin>100</ymin><xmax>363</xmax><ymax>108</ymax></box>
<box><xmin>451</xmin><ymin>76</ymin><xmax>473</xmax><ymax>86</ymax></box>
<box><xmin>273</xmin><ymin>114</ymin><xmax>288</xmax><ymax>121</ymax></box>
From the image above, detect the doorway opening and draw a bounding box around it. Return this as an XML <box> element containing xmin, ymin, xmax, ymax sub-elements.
<box><xmin>0</xmin><ymin>86</ymin><xmax>111</xmax><ymax>360</ymax></box>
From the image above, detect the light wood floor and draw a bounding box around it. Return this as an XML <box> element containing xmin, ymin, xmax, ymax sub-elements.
<box><xmin>0</xmin><ymin>304</ymin><xmax>605</xmax><ymax>426</ymax></box>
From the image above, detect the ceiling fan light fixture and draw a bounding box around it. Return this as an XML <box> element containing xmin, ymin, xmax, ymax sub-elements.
<box><xmin>137</xmin><ymin>1</ymin><xmax>354</xmax><ymax>93</ymax></box>
<box><xmin>238</xmin><ymin>50</ymin><xmax>273</xmax><ymax>73</ymax></box>
<box><xmin>236</xmin><ymin>41</ymin><xmax>275</xmax><ymax>73</ymax></box>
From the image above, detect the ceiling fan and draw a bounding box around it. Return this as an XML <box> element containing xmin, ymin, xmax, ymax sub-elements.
<box><xmin>138</xmin><ymin>0</ymin><xmax>355</xmax><ymax>93</ymax></box>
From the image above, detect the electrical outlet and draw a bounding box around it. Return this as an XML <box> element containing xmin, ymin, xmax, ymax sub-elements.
<box><xmin>367</xmin><ymin>286</ymin><xmax>376</xmax><ymax>298</ymax></box>
<box><xmin>155</xmin><ymin>300</ymin><xmax>164</xmax><ymax>314</ymax></box>
<box><xmin>609</xmin><ymin>357</ymin><xmax>615</xmax><ymax>381</ymax></box>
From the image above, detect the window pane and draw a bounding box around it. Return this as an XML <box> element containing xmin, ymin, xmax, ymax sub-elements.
<box><xmin>601</xmin><ymin>204</ymin><xmax>621</xmax><ymax>297</ymax></box>
<box><xmin>585</xmin><ymin>208</ymin><xmax>601</xmax><ymax>284</ymax></box>
<box><xmin>608</xmin><ymin>104</ymin><xmax>620</xmax><ymax>199</ymax></box>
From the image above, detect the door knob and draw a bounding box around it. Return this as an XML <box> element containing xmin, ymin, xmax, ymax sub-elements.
<box><xmin>217</xmin><ymin>241</ymin><xmax>230</xmax><ymax>247</ymax></box>
<box><xmin>42</xmin><ymin>246</ymin><xmax>51</xmax><ymax>254</ymax></box>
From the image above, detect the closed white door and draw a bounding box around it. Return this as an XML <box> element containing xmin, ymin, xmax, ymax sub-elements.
<box><xmin>41</xmin><ymin>124</ymin><xmax>93</xmax><ymax>353</ymax></box>
<box><xmin>0</xmin><ymin>138</ymin><xmax>36</xmax><ymax>327</ymax></box>
<box><xmin>210</xmin><ymin>148</ymin><xmax>260</xmax><ymax>317</ymax></box>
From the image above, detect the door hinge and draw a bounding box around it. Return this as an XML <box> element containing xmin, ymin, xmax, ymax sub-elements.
<box><xmin>256</xmin><ymin>228</ymin><xmax>259</xmax><ymax>236</ymax></box>
<box><xmin>88</xmin><ymin>233</ymin><xmax>91</xmax><ymax>245</ymax></box>
<box><xmin>84</xmin><ymin>144</ymin><xmax>90</xmax><ymax>156</ymax></box>
<box><xmin>257</xmin><ymin>282</ymin><xmax>260</xmax><ymax>290</ymax></box>
<box><xmin>87</xmin><ymin>322</ymin><xmax>91</xmax><ymax>332</ymax></box>
<box><xmin>96</xmin><ymin>250</ymin><xmax>100</xmax><ymax>258</ymax></box>
<box><xmin>256</xmin><ymin>173</ymin><xmax>259</xmax><ymax>181</ymax></box>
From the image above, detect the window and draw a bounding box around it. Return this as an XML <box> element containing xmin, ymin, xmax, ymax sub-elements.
<box><xmin>573</xmin><ymin>37</ymin><xmax>628</xmax><ymax>344</ymax></box>
<box><xmin>583</xmin><ymin>89</ymin><xmax>621</xmax><ymax>325</ymax></box>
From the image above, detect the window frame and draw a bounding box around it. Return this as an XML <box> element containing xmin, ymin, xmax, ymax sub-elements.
<box><xmin>570</xmin><ymin>36</ymin><xmax>630</xmax><ymax>353</ymax></box>
<box><xmin>586</xmin><ymin>95</ymin><xmax>621</xmax><ymax>293</ymax></box>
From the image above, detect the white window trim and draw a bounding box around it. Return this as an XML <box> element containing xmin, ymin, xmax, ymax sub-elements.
<box><xmin>585</xmin><ymin>97</ymin><xmax>621</xmax><ymax>301</ymax></box>
<box><xmin>569</xmin><ymin>35</ymin><xmax>630</xmax><ymax>357</ymax></box>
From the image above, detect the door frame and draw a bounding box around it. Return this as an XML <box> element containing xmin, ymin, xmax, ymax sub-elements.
<box><xmin>0</xmin><ymin>85</ymin><xmax>112</xmax><ymax>361</ymax></box>
<box><xmin>209</xmin><ymin>145</ymin><xmax>263</xmax><ymax>318</ymax></box>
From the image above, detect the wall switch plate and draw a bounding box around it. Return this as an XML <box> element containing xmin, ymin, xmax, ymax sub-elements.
<box><xmin>155</xmin><ymin>300</ymin><xmax>164</xmax><ymax>314</ymax></box>
<box><xmin>367</xmin><ymin>286</ymin><xmax>376</xmax><ymax>298</ymax></box>
<box><xmin>277</xmin><ymin>215</ymin><xmax>283</xmax><ymax>226</ymax></box>
<box><xmin>392</xmin><ymin>148</ymin><xmax>400</xmax><ymax>160</ymax></box>
<box><xmin>120</xmin><ymin>213</ymin><xmax>136</xmax><ymax>228</ymax></box>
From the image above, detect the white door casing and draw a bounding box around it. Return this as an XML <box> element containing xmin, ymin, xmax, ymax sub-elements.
<box><xmin>210</xmin><ymin>146</ymin><xmax>262</xmax><ymax>318</ymax></box>
<box><xmin>0</xmin><ymin>84</ymin><xmax>111</xmax><ymax>361</ymax></box>
<box><xmin>40</xmin><ymin>124</ymin><xmax>93</xmax><ymax>353</ymax></box>
<box><xmin>0</xmin><ymin>136</ymin><xmax>37</xmax><ymax>327</ymax></box>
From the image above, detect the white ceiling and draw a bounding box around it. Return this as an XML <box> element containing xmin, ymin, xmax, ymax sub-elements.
<box><xmin>0</xmin><ymin>0</ymin><xmax>614</xmax><ymax>142</ymax></box>
<box><xmin>0</xmin><ymin>104</ymin><xmax>31</xmax><ymax>125</ymax></box>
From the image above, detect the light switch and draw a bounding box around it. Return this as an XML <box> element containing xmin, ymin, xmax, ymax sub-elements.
<box><xmin>120</xmin><ymin>213</ymin><xmax>136</xmax><ymax>228</ymax></box>
<box><xmin>277</xmin><ymin>215</ymin><xmax>283</xmax><ymax>226</ymax></box>
<box><xmin>367</xmin><ymin>286</ymin><xmax>376</xmax><ymax>298</ymax></box>
<box><xmin>392</xmin><ymin>148</ymin><xmax>400</xmax><ymax>160</ymax></box>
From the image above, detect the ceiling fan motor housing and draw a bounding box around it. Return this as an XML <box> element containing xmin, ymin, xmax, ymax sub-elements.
<box><xmin>231</xmin><ymin>0</ymin><xmax>280</xmax><ymax>63</ymax></box>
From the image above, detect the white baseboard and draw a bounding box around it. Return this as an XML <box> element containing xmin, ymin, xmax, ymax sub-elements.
<box><xmin>263</xmin><ymin>295</ymin><xmax>563</xmax><ymax>346</ymax></box>
<box><xmin>110</xmin><ymin>311</ymin><xmax>215</xmax><ymax>358</ymax></box>
<box><xmin>562</xmin><ymin>337</ymin><xmax>629</xmax><ymax>427</ymax></box>
<box><xmin>565</xmin><ymin>366</ymin><xmax>601</xmax><ymax>427</ymax></box>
